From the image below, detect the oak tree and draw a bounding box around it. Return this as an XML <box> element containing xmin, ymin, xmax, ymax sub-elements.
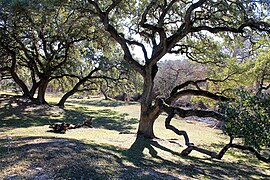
<box><xmin>0</xmin><ymin>0</ymin><xmax>103</xmax><ymax>104</ymax></box>
<box><xmin>85</xmin><ymin>0</ymin><xmax>270</xmax><ymax>139</ymax></box>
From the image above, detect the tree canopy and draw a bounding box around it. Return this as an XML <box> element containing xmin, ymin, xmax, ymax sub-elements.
<box><xmin>0</xmin><ymin>0</ymin><xmax>129</xmax><ymax>105</ymax></box>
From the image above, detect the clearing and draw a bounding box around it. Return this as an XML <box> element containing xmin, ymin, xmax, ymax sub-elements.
<box><xmin>0</xmin><ymin>94</ymin><xmax>269</xmax><ymax>179</ymax></box>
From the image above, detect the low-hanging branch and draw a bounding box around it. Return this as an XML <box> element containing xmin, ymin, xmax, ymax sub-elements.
<box><xmin>157</xmin><ymin>98</ymin><xmax>270</xmax><ymax>163</ymax></box>
<box><xmin>157</xmin><ymin>97</ymin><xmax>224</xmax><ymax>122</ymax></box>
<box><xmin>166</xmin><ymin>89</ymin><xmax>231</xmax><ymax>105</ymax></box>
<box><xmin>181</xmin><ymin>136</ymin><xmax>270</xmax><ymax>163</ymax></box>
<box><xmin>170</xmin><ymin>74</ymin><xmax>240</xmax><ymax>97</ymax></box>
<box><xmin>166</xmin><ymin>76</ymin><xmax>234</xmax><ymax>104</ymax></box>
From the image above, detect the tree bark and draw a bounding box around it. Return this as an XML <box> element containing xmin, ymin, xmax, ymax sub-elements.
<box><xmin>8</xmin><ymin>54</ymin><xmax>32</xmax><ymax>98</ymax></box>
<box><xmin>58</xmin><ymin>89</ymin><xmax>76</xmax><ymax>108</ymax></box>
<box><xmin>30</xmin><ymin>81</ymin><xmax>40</xmax><ymax>98</ymax></box>
<box><xmin>37</xmin><ymin>78</ymin><xmax>49</xmax><ymax>104</ymax></box>
<box><xmin>10</xmin><ymin>69</ymin><xmax>32</xmax><ymax>98</ymax></box>
<box><xmin>100</xmin><ymin>86</ymin><xmax>110</xmax><ymax>100</ymax></box>
<box><xmin>137</xmin><ymin>65</ymin><xmax>160</xmax><ymax>138</ymax></box>
<box><xmin>137</xmin><ymin>115</ymin><xmax>156</xmax><ymax>138</ymax></box>
<box><xmin>57</xmin><ymin>68</ymin><xmax>99</xmax><ymax>108</ymax></box>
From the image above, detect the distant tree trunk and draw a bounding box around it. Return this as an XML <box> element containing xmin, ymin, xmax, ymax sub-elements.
<box><xmin>100</xmin><ymin>86</ymin><xmax>110</xmax><ymax>100</ymax></box>
<box><xmin>10</xmin><ymin>69</ymin><xmax>32</xmax><ymax>98</ymax></box>
<box><xmin>57</xmin><ymin>86</ymin><xmax>79</xmax><ymax>108</ymax></box>
<box><xmin>57</xmin><ymin>68</ymin><xmax>99</xmax><ymax>108</ymax></box>
<box><xmin>37</xmin><ymin>78</ymin><xmax>49</xmax><ymax>104</ymax></box>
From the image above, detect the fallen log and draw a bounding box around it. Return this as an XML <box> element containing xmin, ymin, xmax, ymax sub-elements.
<box><xmin>48</xmin><ymin>117</ymin><xmax>93</xmax><ymax>133</ymax></box>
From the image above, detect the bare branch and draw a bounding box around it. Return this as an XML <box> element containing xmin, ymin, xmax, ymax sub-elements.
<box><xmin>261</xmin><ymin>84</ymin><xmax>270</xmax><ymax>91</ymax></box>
<box><xmin>230</xmin><ymin>144</ymin><xmax>270</xmax><ymax>163</ymax></box>
<box><xmin>169</xmin><ymin>44</ymin><xmax>188</xmax><ymax>54</ymax></box>
<box><xmin>49</xmin><ymin>74</ymin><xmax>80</xmax><ymax>81</ymax></box>
<box><xmin>89</xmin><ymin>1</ymin><xmax>145</xmax><ymax>76</ymax></box>
<box><xmin>157</xmin><ymin>97</ymin><xmax>224</xmax><ymax>121</ymax></box>
<box><xmin>140</xmin><ymin>0</ymin><xmax>158</xmax><ymax>30</ymax></box>
<box><xmin>167</xmin><ymin>89</ymin><xmax>231</xmax><ymax>104</ymax></box>
<box><xmin>158</xmin><ymin>0</ymin><xmax>178</xmax><ymax>26</ymax></box>
<box><xmin>184</xmin><ymin>0</ymin><xmax>206</xmax><ymax>29</ymax></box>
<box><xmin>170</xmin><ymin>74</ymin><xmax>236</xmax><ymax>98</ymax></box>
<box><xmin>126</xmin><ymin>39</ymin><xmax>149</xmax><ymax>61</ymax></box>
<box><xmin>192</xmin><ymin>20</ymin><xmax>270</xmax><ymax>34</ymax></box>
<box><xmin>106</xmin><ymin>0</ymin><xmax>122</xmax><ymax>15</ymax></box>
<box><xmin>77</xmin><ymin>88</ymin><xmax>98</xmax><ymax>92</ymax></box>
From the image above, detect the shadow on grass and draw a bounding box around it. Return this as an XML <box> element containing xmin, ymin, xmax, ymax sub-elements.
<box><xmin>0</xmin><ymin>136</ymin><xmax>269</xmax><ymax>179</ymax></box>
<box><xmin>128</xmin><ymin>136</ymin><xmax>270</xmax><ymax>179</ymax></box>
<box><xmin>0</xmin><ymin>94</ymin><xmax>51</xmax><ymax>130</ymax></box>
<box><xmin>0</xmin><ymin>136</ymin><xmax>180</xmax><ymax>179</ymax></box>
<box><xmin>0</xmin><ymin>95</ymin><xmax>138</xmax><ymax>132</ymax></box>
<box><xmin>67</xmin><ymin>99</ymin><xmax>138</xmax><ymax>107</ymax></box>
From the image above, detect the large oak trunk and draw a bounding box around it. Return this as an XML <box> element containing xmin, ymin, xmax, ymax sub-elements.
<box><xmin>37</xmin><ymin>79</ymin><xmax>49</xmax><ymax>104</ymax></box>
<box><xmin>137</xmin><ymin>65</ymin><xmax>160</xmax><ymax>138</ymax></box>
<box><xmin>137</xmin><ymin>110</ymin><xmax>160</xmax><ymax>138</ymax></box>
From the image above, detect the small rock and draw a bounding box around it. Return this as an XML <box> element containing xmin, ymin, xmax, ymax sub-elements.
<box><xmin>34</xmin><ymin>174</ymin><xmax>49</xmax><ymax>180</ymax></box>
<box><xmin>35</xmin><ymin>167</ymin><xmax>43</xmax><ymax>171</ymax></box>
<box><xmin>6</xmin><ymin>174</ymin><xmax>17</xmax><ymax>180</ymax></box>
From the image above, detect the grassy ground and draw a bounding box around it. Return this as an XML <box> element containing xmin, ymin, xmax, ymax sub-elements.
<box><xmin>0</xmin><ymin>93</ymin><xmax>269</xmax><ymax>179</ymax></box>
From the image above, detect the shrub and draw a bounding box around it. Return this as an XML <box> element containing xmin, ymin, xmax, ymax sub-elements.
<box><xmin>219</xmin><ymin>89</ymin><xmax>270</xmax><ymax>150</ymax></box>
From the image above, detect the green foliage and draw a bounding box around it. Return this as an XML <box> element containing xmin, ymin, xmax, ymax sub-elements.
<box><xmin>210</xmin><ymin>36</ymin><xmax>270</xmax><ymax>95</ymax></box>
<box><xmin>219</xmin><ymin>89</ymin><xmax>270</xmax><ymax>150</ymax></box>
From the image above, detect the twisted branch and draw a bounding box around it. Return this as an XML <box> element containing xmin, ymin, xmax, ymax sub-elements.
<box><xmin>157</xmin><ymin>98</ymin><xmax>269</xmax><ymax>163</ymax></box>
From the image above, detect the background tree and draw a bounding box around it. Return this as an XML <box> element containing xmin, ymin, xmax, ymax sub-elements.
<box><xmin>249</xmin><ymin>38</ymin><xmax>270</xmax><ymax>93</ymax></box>
<box><xmin>0</xmin><ymin>0</ymin><xmax>105</xmax><ymax>104</ymax></box>
<box><xmin>209</xmin><ymin>35</ymin><xmax>270</xmax><ymax>96</ymax></box>
<box><xmin>154</xmin><ymin>59</ymin><xmax>208</xmax><ymax>99</ymax></box>
<box><xmin>56</xmin><ymin>46</ymin><xmax>131</xmax><ymax>107</ymax></box>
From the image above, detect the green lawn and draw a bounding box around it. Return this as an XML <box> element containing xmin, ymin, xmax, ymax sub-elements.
<box><xmin>0</xmin><ymin>94</ymin><xmax>269</xmax><ymax>179</ymax></box>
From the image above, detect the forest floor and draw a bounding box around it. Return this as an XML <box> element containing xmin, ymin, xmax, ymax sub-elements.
<box><xmin>0</xmin><ymin>93</ymin><xmax>269</xmax><ymax>179</ymax></box>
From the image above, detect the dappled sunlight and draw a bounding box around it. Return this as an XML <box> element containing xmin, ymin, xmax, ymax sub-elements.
<box><xmin>67</xmin><ymin>98</ymin><xmax>138</xmax><ymax>107</ymax></box>
<box><xmin>1</xmin><ymin>136</ymin><xmax>268</xmax><ymax>179</ymax></box>
<box><xmin>0</xmin><ymin>94</ymin><xmax>269</xmax><ymax>179</ymax></box>
<box><xmin>1</xmin><ymin>0</ymin><xmax>270</xmax><ymax>177</ymax></box>
<box><xmin>0</xmin><ymin>94</ymin><xmax>139</xmax><ymax>134</ymax></box>
<box><xmin>127</xmin><ymin>137</ymin><xmax>270</xmax><ymax>179</ymax></box>
<box><xmin>0</xmin><ymin>136</ymin><xmax>186</xmax><ymax>179</ymax></box>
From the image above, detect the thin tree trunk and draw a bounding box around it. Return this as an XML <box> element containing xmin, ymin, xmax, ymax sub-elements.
<box><xmin>10</xmin><ymin>70</ymin><xmax>31</xmax><ymax>98</ymax></box>
<box><xmin>57</xmin><ymin>68</ymin><xmax>99</xmax><ymax>108</ymax></box>
<box><xmin>30</xmin><ymin>81</ymin><xmax>41</xmax><ymax>98</ymax></box>
<box><xmin>58</xmin><ymin>87</ymin><xmax>78</xmax><ymax>108</ymax></box>
<box><xmin>100</xmin><ymin>86</ymin><xmax>110</xmax><ymax>100</ymax></box>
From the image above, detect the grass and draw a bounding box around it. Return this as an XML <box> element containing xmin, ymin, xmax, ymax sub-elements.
<box><xmin>0</xmin><ymin>93</ymin><xmax>269</xmax><ymax>179</ymax></box>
